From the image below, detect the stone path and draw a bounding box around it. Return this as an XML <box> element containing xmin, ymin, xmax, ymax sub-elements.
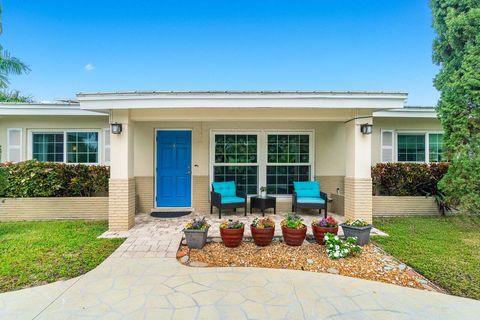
<box><xmin>101</xmin><ymin>212</ymin><xmax>387</xmax><ymax>258</ymax></box>
<box><xmin>1</xmin><ymin>257</ymin><xmax>479</xmax><ymax>319</ymax></box>
<box><xmin>1</xmin><ymin>212</ymin><xmax>479</xmax><ymax>319</ymax></box>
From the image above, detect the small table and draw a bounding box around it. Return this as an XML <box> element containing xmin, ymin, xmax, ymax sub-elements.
<box><xmin>250</xmin><ymin>196</ymin><xmax>276</xmax><ymax>217</ymax></box>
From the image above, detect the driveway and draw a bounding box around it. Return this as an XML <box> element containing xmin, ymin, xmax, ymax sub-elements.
<box><xmin>1</xmin><ymin>256</ymin><xmax>480</xmax><ymax>319</ymax></box>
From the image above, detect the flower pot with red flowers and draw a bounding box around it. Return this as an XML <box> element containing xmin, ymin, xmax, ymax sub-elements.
<box><xmin>219</xmin><ymin>220</ymin><xmax>244</xmax><ymax>247</ymax></box>
<box><xmin>250</xmin><ymin>217</ymin><xmax>275</xmax><ymax>246</ymax></box>
<box><xmin>281</xmin><ymin>213</ymin><xmax>307</xmax><ymax>246</ymax></box>
<box><xmin>311</xmin><ymin>216</ymin><xmax>339</xmax><ymax>244</ymax></box>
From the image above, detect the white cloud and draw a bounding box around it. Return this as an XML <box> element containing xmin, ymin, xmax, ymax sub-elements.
<box><xmin>84</xmin><ymin>63</ymin><xmax>95</xmax><ymax>72</ymax></box>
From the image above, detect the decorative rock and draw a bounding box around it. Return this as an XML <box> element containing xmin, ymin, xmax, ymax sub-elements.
<box><xmin>189</xmin><ymin>261</ymin><xmax>209</xmax><ymax>267</ymax></box>
<box><xmin>383</xmin><ymin>265</ymin><xmax>395</xmax><ymax>271</ymax></box>
<box><xmin>177</xmin><ymin>249</ymin><xmax>188</xmax><ymax>258</ymax></box>
<box><xmin>397</xmin><ymin>264</ymin><xmax>407</xmax><ymax>270</ymax></box>
<box><xmin>306</xmin><ymin>259</ymin><xmax>314</xmax><ymax>265</ymax></box>
<box><xmin>327</xmin><ymin>267</ymin><xmax>339</xmax><ymax>274</ymax></box>
<box><xmin>180</xmin><ymin>255</ymin><xmax>189</xmax><ymax>264</ymax></box>
<box><xmin>416</xmin><ymin>278</ymin><xmax>428</xmax><ymax>284</ymax></box>
<box><xmin>181</xmin><ymin>239</ymin><xmax>187</xmax><ymax>246</ymax></box>
<box><xmin>212</xmin><ymin>238</ymin><xmax>222</xmax><ymax>243</ymax></box>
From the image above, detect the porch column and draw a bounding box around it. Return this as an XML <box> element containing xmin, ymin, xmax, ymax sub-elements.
<box><xmin>108</xmin><ymin>110</ymin><xmax>136</xmax><ymax>231</ymax></box>
<box><xmin>344</xmin><ymin>116</ymin><xmax>373</xmax><ymax>223</ymax></box>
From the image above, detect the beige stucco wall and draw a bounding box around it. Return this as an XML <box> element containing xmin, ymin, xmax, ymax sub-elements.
<box><xmin>133</xmin><ymin>121</ymin><xmax>347</xmax><ymax>211</ymax></box>
<box><xmin>0</xmin><ymin>115</ymin><xmax>109</xmax><ymax>163</ymax></box>
<box><xmin>371</xmin><ymin>117</ymin><xmax>443</xmax><ymax>165</ymax></box>
<box><xmin>133</xmin><ymin>121</ymin><xmax>346</xmax><ymax>177</ymax></box>
<box><xmin>373</xmin><ymin>196</ymin><xmax>439</xmax><ymax>216</ymax></box>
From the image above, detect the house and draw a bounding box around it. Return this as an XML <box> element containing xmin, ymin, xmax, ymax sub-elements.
<box><xmin>0</xmin><ymin>91</ymin><xmax>442</xmax><ymax>230</ymax></box>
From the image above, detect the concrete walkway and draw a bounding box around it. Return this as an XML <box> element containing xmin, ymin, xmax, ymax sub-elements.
<box><xmin>1</xmin><ymin>257</ymin><xmax>479</xmax><ymax>319</ymax></box>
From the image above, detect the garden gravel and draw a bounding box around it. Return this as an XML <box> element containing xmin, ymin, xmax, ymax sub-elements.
<box><xmin>181</xmin><ymin>239</ymin><xmax>441</xmax><ymax>292</ymax></box>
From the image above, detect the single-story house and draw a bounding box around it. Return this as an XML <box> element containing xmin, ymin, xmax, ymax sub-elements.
<box><xmin>0</xmin><ymin>91</ymin><xmax>442</xmax><ymax>230</ymax></box>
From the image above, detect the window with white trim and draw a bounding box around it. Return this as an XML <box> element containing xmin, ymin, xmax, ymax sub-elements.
<box><xmin>266</xmin><ymin>134</ymin><xmax>311</xmax><ymax>194</ymax></box>
<box><xmin>394</xmin><ymin>132</ymin><xmax>444</xmax><ymax>163</ymax></box>
<box><xmin>212</xmin><ymin>134</ymin><xmax>258</xmax><ymax>194</ymax></box>
<box><xmin>211</xmin><ymin>131</ymin><xmax>314</xmax><ymax>196</ymax></box>
<box><xmin>30</xmin><ymin>130</ymin><xmax>100</xmax><ymax>164</ymax></box>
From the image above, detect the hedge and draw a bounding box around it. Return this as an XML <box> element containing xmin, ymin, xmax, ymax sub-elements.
<box><xmin>0</xmin><ymin>160</ymin><xmax>109</xmax><ymax>197</ymax></box>
<box><xmin>372</xmin><ymin>162</ymin><xmax>449</xmax><ymax>196</ymax></box>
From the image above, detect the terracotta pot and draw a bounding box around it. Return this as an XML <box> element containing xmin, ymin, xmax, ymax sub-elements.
<box><xmin>250</xmin><ymin>226</ymin><xmax>275</xmax><ymax>246</ymax></box>
<box><xmin>281</xmin><ymin>225</ymin><xmax>307</xmax><ymax>246</ymax></box>
<box><xmin>311</xmin><ymin>225</ymin><xmax>338</xmax><ymax>245</ymax></box>
<box><xmin>220</xmin><ymin>227</ymin><xmax>244</xmax><ymax>247</ymax></box>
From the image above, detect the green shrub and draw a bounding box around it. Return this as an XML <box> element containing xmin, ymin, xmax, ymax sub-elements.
<box><xmin>0</xmin><ymin>160</ymin><xmax>109</xmax><ymax>197</ymax></box>
<box><xmin>0</xmin><ymin>167</ymin><xmax>8</xmax><ymax>196</ymax></box>
<box><xmin>371</xmin><ymin>163</ymin><xmax>448</xmax><ymax>196</ymax></box>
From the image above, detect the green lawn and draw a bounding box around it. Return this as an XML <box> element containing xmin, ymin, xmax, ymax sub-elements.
<box><xmin>0</xmin><ymin>220</ymin><xmax>124</xmax><ymax>293</ymax></box>
<box><xmin>373</xmin><ymin>215</ymin><xmax>480</xmax><ymax>300</ymax></box>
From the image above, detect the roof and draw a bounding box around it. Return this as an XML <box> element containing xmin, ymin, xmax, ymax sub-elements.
<box><xmin>0</xmin><ymin>102</ymin><xmax>107</xmax><ymax>116</ymax></box>
<box><xmin>77</xmin><ymin>90</ymin><xmax>408</xmax><ymax>110</ymax></box>
<box><xmin>77</xmin><ymin>90</ymin><xmax>408</xmax><ymax>96</ymax></box>
<box><xmin>373</xmin><ymin>106</ymin><xmax>438</xmax><ymax>118</ymax></box>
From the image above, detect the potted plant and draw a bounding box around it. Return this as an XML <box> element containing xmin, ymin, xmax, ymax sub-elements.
<box><xmin>183</xmin><ymin>217</ymin><xmax>210</xmax><ymax>249</ymax></box>
<box><xmin>219</xmin><ymin>219</ymin><xmax>245</xmax><ymax>247</ymax></box>
<box><xmin>311</xmin><ymin>216</ymin><xmax>339</xmax><ymax>244</ymax></box>
<box><xmin>250</xmin><ymin>217</ymin><xmax>275</xmax><ymax>246</ymax></box>
<box><xmin>340</xmin><ymin>219</ymin><xmax>372</xmax><ymax>246</ymax></box>
<box><xmin>259</xmin><ymin>186</ymin><xmax>267</xmax><ymax>198</ymax></box>
<box><xmin>281</xmin><ymin>213</ymin><xmax>307</xmax><ymax>246</ymax></box>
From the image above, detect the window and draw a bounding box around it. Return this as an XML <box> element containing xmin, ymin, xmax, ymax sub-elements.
<box><xmin>395</xmin><ymin>132</ymin><xmax>444</xmax><ymax>163</ymax></box>
<box><xmin>429</xmin><ymin>133</ymin><xmax>444</xmax><ymax>162</ymax></box>
<box><xmin>67</xmin><ymin>132</ymin><xmax>98</xmax><ymax>163</ymax></box>
<box><xmin>210</xmin><ymin>131</ymin><xmax>314</xmax><ymax>196</ymax></box>
<box><xmin>32</xmin><ymin>133</ymin><xmax>64</xmax><ymax>162</ymax></box>
<box><xmin>397</xmin><ymin>134</ymin><xmax>425</xmax><ymax>162</ymax></box>
<box><xmin>30</xmin><ymin>130</ymin><xmax>101</xmax><ymax>164</ymax></box>
<box><xmin>267</xmin><ymin>134</ymin><xmax>311</xmax><ymax>194</ymax></box>
<box><xmin>213</xmin><ymin>134</ymin><xmax>258</xmax><ymax>194</ymax></box>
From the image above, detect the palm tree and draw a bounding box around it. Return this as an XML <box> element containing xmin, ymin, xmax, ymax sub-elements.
<box><xmin>0</xmin><ymin>5</ymin><xmax>30</xmax><ymax>88</ymax></box>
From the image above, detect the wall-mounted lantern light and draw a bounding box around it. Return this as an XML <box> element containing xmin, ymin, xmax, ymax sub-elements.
<box><xmin>111</xmin><ymin>122</ymin><xmax>122</xmax><ymax>134</ymax></box>
<box><xmin>360</xmin><ymin>123</ymin><xmax>373</xmax><ymax>135</ymax></box>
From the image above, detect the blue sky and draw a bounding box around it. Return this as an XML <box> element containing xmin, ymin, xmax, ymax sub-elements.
<box><xmin>3</xmin><ymin>0</ymin><xmax>438</xmax><ymax>105</ymax></box>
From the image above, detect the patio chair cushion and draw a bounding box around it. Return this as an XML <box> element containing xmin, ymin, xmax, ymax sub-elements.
<box><xmin>212</xmin><ymin>181</ymin><xmax>236</xmax><ymax>197</ymax></box>
<box><xmin>293</xmin><ymin>181</ymin><xmax>320</xmax><ymax>198</ymax></box>
<box><xmin>297</xmin><ymin>197</ymin><xmax>325</xmax><ymax>204</ymax></box>
<box><xmin>221</xmin><ymin>196</ymin><xmax>245</xmax><ymax>204</ymax></box>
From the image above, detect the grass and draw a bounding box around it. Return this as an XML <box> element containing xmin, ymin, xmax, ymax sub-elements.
<box><xmin>0</xmin><ymin>220</ymin><xmax>124</xmax><ymax>293</ymax></box>
<box><xmin>373</xmin><ymin>215</ymin><xmax>480</xmax><ymax>300</ymax></box>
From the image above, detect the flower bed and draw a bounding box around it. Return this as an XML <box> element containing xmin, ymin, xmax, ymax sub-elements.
<box><xmin>178</xmin><ymin>239</ymin><xmax>443</xmax><ymax>292</ymax></box>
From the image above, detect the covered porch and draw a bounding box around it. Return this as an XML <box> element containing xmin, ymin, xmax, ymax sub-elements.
<box><xmin>77</xmin><ymin>91</ymin><xmax>407</xmax><ymax>231</ymax></box>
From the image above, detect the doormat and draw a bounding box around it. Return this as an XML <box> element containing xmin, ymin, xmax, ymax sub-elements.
<box><xmin>151</xmin><ymin>211</ymin><xmax>191</xmax><ymax>218</ymax></box>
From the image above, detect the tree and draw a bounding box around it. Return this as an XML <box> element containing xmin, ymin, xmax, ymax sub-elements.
<box><xmin>0</xmin><ymin>90</ymin><xmax>32</xmax><ymax>102</ymax></box>
<box><xmin>0</xmin><ymin>4</ymin><xmax>30</xmax><ymax>98</ymax></box>
<box><xmin>431</xmin><ymin>0</ymin><xmax>480</xmax><ymax>213</ymax></box>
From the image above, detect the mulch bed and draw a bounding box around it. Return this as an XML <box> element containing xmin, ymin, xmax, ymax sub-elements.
<box><xmin>178</xmin><ymin>238</ymin><xmax>444</xmax><ymax>292</ymax></box>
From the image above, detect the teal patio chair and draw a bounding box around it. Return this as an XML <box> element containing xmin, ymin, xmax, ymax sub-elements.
<box><xmin>292</xmin><ymin>181</ymin><xmax>328</xmax><ymax>217</ymax></box>
<box><xmin>210</xmin><ymin>181</ymin><xmax>247</xmax><ymax>219</ymax></box>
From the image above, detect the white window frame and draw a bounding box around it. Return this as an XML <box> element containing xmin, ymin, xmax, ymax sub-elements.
<box><xmin>27</xmin><ymin>129</ymin><xmax>103</xmax><ymax>165</ymax></box>
<box><xmin>394</xmin><ymin>131</ymin><xmax>444</xmax><ymax>163</ymax></box>
<box><xmin>7</xmin><ymin>128</ymin><xmax>23</xmax><ymax>162</ymax></box>
<box><xmin>209</xmin><ymin>129</ymin><xmax>315</xmax><ymax>197</ymax></box>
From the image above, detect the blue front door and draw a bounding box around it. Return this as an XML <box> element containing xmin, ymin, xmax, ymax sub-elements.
<box><xmin>156</xmin><ymin>130</ymin><xmax>192</xmax><ymax>207</ymax></box>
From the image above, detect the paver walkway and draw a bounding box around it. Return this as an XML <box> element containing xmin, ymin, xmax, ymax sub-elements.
<box><xmin>1</xmin><ymin>212</ymin><xmax>479</xmax><ymax>319</ymax></box>
<box><xmin>101</xmin><ymin>212</ymin><xmax>387</xmax><ymax>258</ymax></box>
